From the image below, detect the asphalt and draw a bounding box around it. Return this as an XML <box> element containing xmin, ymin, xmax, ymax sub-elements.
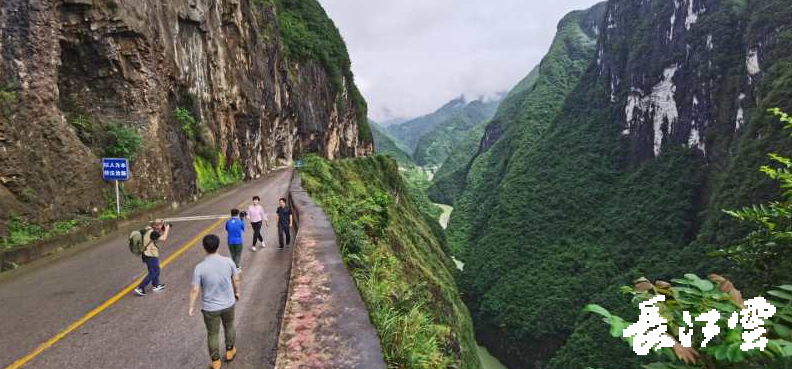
<box><xmin>0</xmin><ymin>168</ymin><xmax>295</xmax><ymax>369</ymax></box>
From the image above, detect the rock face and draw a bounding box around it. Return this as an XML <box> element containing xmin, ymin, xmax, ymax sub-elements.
<box><xmin>0</xmin><ymin>0</ymin><xmax>371</xmax><ymax>230</ymax></box>
<box><xmin>445</xmin><ymin>1</ymin><xmax>792</xmax><ymax>368</ymax></box>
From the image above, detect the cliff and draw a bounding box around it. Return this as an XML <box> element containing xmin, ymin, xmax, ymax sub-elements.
<box><xmin>0</xmin><ymin>0</ymin><xmax>372</xmax><ymax>233</ymax></box>
<box><xmin>444</xmin><ymin>0</ymin><xmax>792</xmax><ymax>368</ymax></box>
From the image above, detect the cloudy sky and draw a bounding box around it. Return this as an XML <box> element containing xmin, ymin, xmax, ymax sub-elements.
<box><xmin>318</xmin><ymin>0</ymin><xmax>601</xmax><ymax>122</ymax></box>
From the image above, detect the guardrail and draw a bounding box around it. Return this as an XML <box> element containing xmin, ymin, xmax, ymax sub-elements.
<box><xmin>275</xmin><ymin>172</ymin><xmax>386</xmax><ymax>368</ymax></box>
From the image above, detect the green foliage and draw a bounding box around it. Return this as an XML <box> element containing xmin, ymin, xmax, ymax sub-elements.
<box><xmin>0</xmin><ymin>85</ymin><xmax>17</xmax><ymax>109</ymax></box>
<box><xmin>175</xmin><ymin>107</ymin><xmax>200</xmax><ymax>141</ymax></box>
<box><xmin>413</xmin><ymin>99</ymin><xmax>501</xmax><ymax>167</ymax></box>
<box><xmin>273</xmin><ymin>0</ymin><xmax>370</xmax><ymax>143</ymax></box>
<box><xmin>1</xmin><ymin>216</ymin><xmax>88</xmax><ymax>249</ymax></box>
<box><xmin>97</xmin><ymin>190</ymin><xmax>159</xmax><ymax>221</ymax></box>
<box><xmin>194</xmin><ymin>151</ymin><xmax>243</xmax><ymax>193</ymax></box>
<box><xmin>104</xmin><ymin>121</ymin><xmax>141</xmax><ymax>159</ymax></box>
<box><xmin>586</xmin><ymin>275</ymin><xmax>792</xmax><ymax>368</ymax></box>
<box><xmin>298</xmin><ymin>154</ymin><xmax>481</xmax><ymax>369</ymax></box>
<box><xmin>401</xmin><ymin>167</ymin><xmax>443</xmax><ymax>221</ymax></box>
<box><xmin>712</xmin><ymin>110</ymin><xmax>792</xmax><ymax>287</ymax></box>
<box><xmin>370</xmin><ymin>120</ymin><xmax>416</xmax><ymax>169</ymax></box>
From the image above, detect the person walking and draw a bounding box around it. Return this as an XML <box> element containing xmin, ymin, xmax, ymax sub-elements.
<box><xmin>188</xmin><ymin>234</ymin><xmax>240</xmax><ymax>369</ymax></box>
<box><xmin>247</xmin><ymin>196</ymin><xmax>268</xmax><ymax>251</ymax></box>
<box><xmin>225</xmin><ymin>209</ymin><xmax>245</xmax><ymax>271</ymax></box>
<box><xmin>134</xmin><ymin>220</ymin><xmax>171</xmax><ymax>296</ymax></box>
<box><xmin>276</xmin><ymin>198</ymin><xmax>293</xmax><ymax>250</ymax></box>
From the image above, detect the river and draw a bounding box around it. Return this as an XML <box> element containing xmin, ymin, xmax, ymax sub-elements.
<box><xmin>433</xmin><ymin>202</ymin><xmax>508</xmax><ymax>369</ymax></box>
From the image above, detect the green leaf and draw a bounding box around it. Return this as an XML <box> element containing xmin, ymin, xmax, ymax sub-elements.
<box><xmin>768</xmin><ymin>290</ymin><xmax>792</xmax><ymax>301</ymax></box>
<box><xmin>727</xmin><ymin>343</ymin><xmax>745</xmax><ymax>362</ymax></box>
<box><xmin>773</xmin><ymin>323</ymin><xmax>792</xmax><ymax>339</ymax></box>
<box><xmin>778</xmin><ymin>285</ymin><xmax>792</xmax><ymax>293</ymax></box>
<box><xmin>583</xmin><ymin>304</ymin><xmax>612</xmax><ymax>318</ymax></box>
<box><xmin>609</xmin><ymin>316</ymin><xmax>626</xmax><ymax>338</ymax></box>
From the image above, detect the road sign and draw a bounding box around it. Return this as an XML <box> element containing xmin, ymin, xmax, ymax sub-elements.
<box><xmin>102</xmin><ymin>158</ymin><xmax>129</xmax><ymax>181</ymax></box>
<box><xmin>102</xmin><ymin>158</ymin><xmax>129</xmax><ymax>216</ymax></box>
<box><xmin>295</xmin><ymin>160</ymin><xmax>303</xmax><ymax>168</ymax></box>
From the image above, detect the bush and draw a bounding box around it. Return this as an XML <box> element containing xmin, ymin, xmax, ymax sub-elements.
<box><xmin>104</xmin><ymin>121</ymin><xmax>141</xmax><ymax>159</ymax></box>
<box><xmin>194</xmin><ymin>151</ymin><xmax>243</xmax><ymax>193</ymax></box>
<box><xmin>175</xmin><ymin>107</ymin><xmax>200</xmax><ymax>141</ymax></box>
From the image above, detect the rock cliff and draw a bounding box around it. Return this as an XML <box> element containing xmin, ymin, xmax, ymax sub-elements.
<box><xmin>0</xmin><ymin>0</ymin><xmax>371</xmax><ymax>230</ymax></box>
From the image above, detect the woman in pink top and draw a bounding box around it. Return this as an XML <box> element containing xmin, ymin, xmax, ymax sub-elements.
<box><xmin>247</xmin><ymin>196</ymin><xmax>268</xmax><ymax>251</ymax></box>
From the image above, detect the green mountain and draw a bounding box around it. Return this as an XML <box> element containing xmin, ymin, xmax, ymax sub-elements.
<box><xmin>444</xmin><ymin>1</ymin><xmax>792</xmax><ymax>368</ymax></box>
<box><xmin>370</xmin><ymin>120</ymin><xmax>415</xmax><ymax>168</ymax></box>
<box><xmin>386</xmin><ymin>96</ymin><xmax>470</xmax><ymax>153</ymax></box>
<box><xmin>298</xmin><ymin>155</ymin><xmax>480</xmax><ymax>369</ymax></box>
<box><xmin>429</xmin><ymin>67</ymin><xmax>539</xmax><ymax>205</ymax></box>
<box><xmin>413</xmin><ymin>98</ymin><xmax>501</xmax><ymax>168</ymax></box>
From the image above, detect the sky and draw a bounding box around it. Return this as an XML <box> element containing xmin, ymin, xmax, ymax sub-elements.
<box><xmin>318</xmin><ymin>0</ymin><xmax>601</xmax><ymax>122</ymax></box>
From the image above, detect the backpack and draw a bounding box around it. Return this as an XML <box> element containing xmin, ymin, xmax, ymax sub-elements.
<box><xmin>129</xmin><ymin>228</ymin><xmax>151</xmax><ymax>255</ymax></box>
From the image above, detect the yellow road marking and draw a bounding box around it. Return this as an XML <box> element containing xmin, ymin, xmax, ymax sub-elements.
<box><xmin>5</xmin><ymin>215</ymin><xmax>231</xmax><ymax>369</ymax></box>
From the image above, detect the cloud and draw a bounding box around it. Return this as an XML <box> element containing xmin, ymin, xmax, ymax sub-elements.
<box><xmin>319</xmin><ymin>0</ymin><xmax>602</xmax><ymax>121</ymax></box>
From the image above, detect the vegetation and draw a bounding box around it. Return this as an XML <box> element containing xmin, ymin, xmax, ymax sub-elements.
<box><xmin>401</xmin><ymin>167</ymin><xmax>443</xmax><ymax>222</ymax></box>
<box><xmin>0</xmin><ymin>84</ymin><xmax>17</xmax><ymax>111</ymax></box>
<box><xmin>1</xmin><ymin>217</ymin><xmax>88</xmax><ymax>249</ymax></box>
<box><xmin>442</xmin><ymin>1</ymin><xmax>792</xmax><ymax>368</ymax></box>
<box><xmin>97</xmin><ymin>190</ymin><xmax>160</xmax><ymax>221</ymax></box>
<box><xmin>710</xmin><ymin>109</ymin><xmax>792</xmax><ymax>288</ymax></box>
<box><xmin>413</xmin><ymin>99</ymin><xmax>501</xmax><ymax>168</ymax></box>
<box><xmin>193</xmin><ymin>151</ymin><xmax>243</xmax><ymax>193</ymax></box>
<box><xmin>370</xmin><ymin>120</ymin><xmax>416</xmax><ymax>169</ymax></box>
<box><xmin>272</xmin><ymin>0</ymin><xmax>371</xmax><ymax>143</ymax></box>
<box><xmin>175</xmin><ymin>107</ymin><xmax>200</xmax><ymax>141</ymax></box>
<box><xmin>298</xmin><ymin>154</ymin><xmax>480</xmax><ymax>369</ymax></box>
<box><xmin>586</xmin><ymin>275</ymin><xmax>792</xmax><ymax>368</ymax></box>
<box><xmin>386</xmin><ymin>96</ymin><xmax>469</xmax><ymax>153</ymax></box>
<box><xmin>104</xmin><ymin>121</ymin><xmax>141</xmax><ymax>159</ymax></box>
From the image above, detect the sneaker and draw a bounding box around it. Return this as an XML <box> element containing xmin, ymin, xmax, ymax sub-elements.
<box><xmin>225</xmin><ymin>347</ymin><xmax>237</xmax><ymax>362</ymax></box>
<box><xmin>152</xmin><ymin>285</ymin><xmax>166</xmax><ymax>292</ymax></box>
<box><xmin>261</xmin><ymin>243</ymin><xmax>267</xmax><ymax>249</ymax></box>
<box><xmin>278</xmin><ymin>246</ymin><xmax>284</xmax><ymax>250</ymax></box>
<box><xmin>134</xmin><ymin>287</ymin><xmax>146</xmax><ymax>296</ymax></box>
<box><xmin>236</xmin><ymin>267</ymin><xmax>242</xmax><ymax>274</ymax></box>
<box><xmin>251</xmin><ymin>246</ymin><xmax>257</xmax><ymax>252</ymax></box>
<box><xmin>210</xmin><ymin>359</ymin><xmax>221</xmax><ymax>369</ymax></box>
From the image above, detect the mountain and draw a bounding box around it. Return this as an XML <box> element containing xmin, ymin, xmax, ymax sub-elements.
<box><xmin>370</xmin><ymin>120</ymin><xmax>415</xmax><ymax>168</ymax></box>
<box><xmin>0</xmin><ymin>0</ymin><xmax>371</xmax><ymax>231</ymax></box>
<box><xmin>429</xmin><ymin>67</ymin><xmax>539</xmax><ymax>205</ymax></box>
<box><xmin>412</xmin><ymin>97</ymin><xmax>502</xmax><ymax>167</ymax></box>
<box><xmin>445</xmin><ymin>1</ymin><xmax>792</xmax><ymax>368</ymax></box>
<box><xmin>386</xmin><ymin>96</ymin><xmax>470</xmax><ymax>153</ymax></box>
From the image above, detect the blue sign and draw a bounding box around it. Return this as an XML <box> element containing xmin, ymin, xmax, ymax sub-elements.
<box><xmin>102</xmin><ymin>158</ymin><xmax>130</xmax><ymax>181</ymax></box>
<box><xmin>295</xmin><ymin>160</ymin><xmax>303</xmax><ymax>168</ymax></box>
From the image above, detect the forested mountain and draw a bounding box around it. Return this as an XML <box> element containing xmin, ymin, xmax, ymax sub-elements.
<box><xmin>370</xmin><ymin>120</ymin><xmax>415</xmax><ymax>168</ymax></box>
<box><xmin>412</xmin><ymin>97</ymin><xmax>502</xmax><ymax>167</ymax></box>
<box><xmin>386</xmin><ymin>96</ymin><xmax>474</xmax><ymax>153</ymax></box>
<box><xmin>444</xmin><ymin>0</ymin><xmax>792</xmax><ymax>368</ymax></box>
<box><xmin>429</xmin><ymin>67</ymin><xmax>539</xmax><ymax>205</ymax></box>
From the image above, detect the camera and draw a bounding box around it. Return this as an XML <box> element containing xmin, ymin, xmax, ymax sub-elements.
<box><xmin>161</xmin><ymin>223</ymin><xmax>172</xmax><ymax>231</ymax></box>
<box><xmin>239</xmin><ymin>211</ymin><xmax>247</xmax><ymax>219</ymax></box>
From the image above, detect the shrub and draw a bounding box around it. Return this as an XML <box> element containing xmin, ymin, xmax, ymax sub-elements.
<box><xmin>175</xmin><ymin>107</ymin><xmax>200</xmax><ymax>141</ymax></box>
<box><xmin>104</xmin><ymin>121</ymin><xmax>141</xmax><ymax>159</ymax></box>
<box><xmin>194</xmin><ymin>151</ymin><xmax>243</xmax><ymax>193</ymax></box>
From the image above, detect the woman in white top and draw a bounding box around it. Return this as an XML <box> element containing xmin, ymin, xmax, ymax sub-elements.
<box><xmin>247</xmin><ymin>196</ymin><xmax>268</xmax><ymax>251</ymax></box>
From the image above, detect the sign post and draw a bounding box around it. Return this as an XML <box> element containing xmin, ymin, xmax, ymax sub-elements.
<box><xmin>102</xmin><ymin>158</ymin><xmax>130</xmax><ymax>216</ymax></box>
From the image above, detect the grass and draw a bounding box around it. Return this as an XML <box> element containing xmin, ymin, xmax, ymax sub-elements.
<box><xmin>1</xmin><ymin>217</ymin><xmax>89</xmax><ymax>249</ymax></box>
<box><xmin>194</xmin><ymin>151</ymin><xmax>243</xmax><ymax>194</ymax></box>
<box><xmin>299</xmin><ymin>154</ymin><xmax>481</xmax><ymax>369</ymax></box>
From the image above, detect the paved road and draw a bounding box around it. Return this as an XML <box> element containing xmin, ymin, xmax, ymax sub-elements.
<box><xmin>0</xmin><ymin>169</ymin><xmax>294</xmax><ymax>369</ymax></box>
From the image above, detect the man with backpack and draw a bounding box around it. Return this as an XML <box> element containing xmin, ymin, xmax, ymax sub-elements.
<box><xmin>131</xmin><ymin>220</ymin><xmax>171</xmax><ymax>296</ymax></box>
<box><xmin>188</xmin><ymin>234</ymin><xmax>240</xmax><ymax>369</ymax></box>
<box><xmin>225</xmin><ymin>209</ymin><xmax>245</xmax><ymax>271</ymax></box>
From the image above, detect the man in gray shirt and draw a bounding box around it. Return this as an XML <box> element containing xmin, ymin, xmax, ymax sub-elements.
<box><xmin>189</xmin><ymin>234</ymin><xmax>240</xmax><ymax>369</ymax></box>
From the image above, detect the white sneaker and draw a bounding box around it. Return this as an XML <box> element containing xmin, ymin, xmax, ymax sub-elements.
<box><xmin>153</xmin><ymin>285</ymin><xmax>166</xmax><ymax>292</ymax></box>
<box><xmin>251</xmin><ymin>246</ymin><xmax>258</xmax><ymax>252</ymax></box>
<box><xmin>134</xmin><ymin>287</ymin><xmax>146</xmax><ymax>296</ymax></box>
<box><xmin>236</xmin><ymin>267</ymin><xmax>242</xmax><ymax>274</ymax></box>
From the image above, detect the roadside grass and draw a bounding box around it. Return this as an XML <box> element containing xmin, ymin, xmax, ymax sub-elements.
<box><xmin>299</xmin><ymin>154</ymin><xmax>481</xmax><ymax>369</ymax></box>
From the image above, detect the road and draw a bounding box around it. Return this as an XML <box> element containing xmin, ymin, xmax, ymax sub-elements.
<box><xmin>0</xmin><ymin>168</ymin><xmax>294</xmax><ymax>369</ymax></box>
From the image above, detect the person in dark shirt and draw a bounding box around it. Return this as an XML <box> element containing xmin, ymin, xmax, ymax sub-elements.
<box><xmin>276</xmin><ymin>198</ymin><xmax>293</xmax><ymax>249</ymax></box>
